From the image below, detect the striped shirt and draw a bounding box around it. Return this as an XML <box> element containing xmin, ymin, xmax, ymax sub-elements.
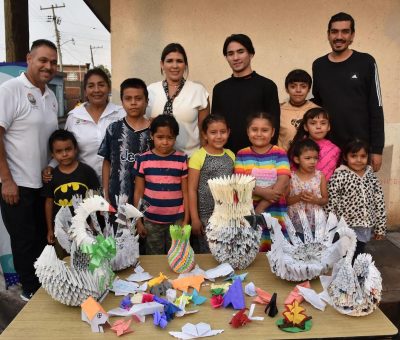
<box><xmin>235</xmin><ymin>145</ymin><xmax>290</xmax><ymax>251</ymax></box>
<box><xmin>235</xmin><ymin>146</ymin><xmax>290</xmax><ymax>213</ymax></box>
<box><xmin>135</xmin><ymin>150</ymin><xmax>188</xmax><ymax>224</ymax></box>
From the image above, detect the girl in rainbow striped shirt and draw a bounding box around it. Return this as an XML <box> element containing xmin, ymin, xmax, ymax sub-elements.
<box><xmin>234</xmin><ymin>112</ymin><xmax>290</xmax><ymax>252</ymax></box>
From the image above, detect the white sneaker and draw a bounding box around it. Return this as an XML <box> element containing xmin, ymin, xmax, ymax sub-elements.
<box><xmin>20</xmin><ymin>291</ymin><xmax>33</xmax><ymax>302</ymax></box>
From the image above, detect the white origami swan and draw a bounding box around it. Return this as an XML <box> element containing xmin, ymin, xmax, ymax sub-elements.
<box><xmin>264</xmin><ymin>209</ymin><xmax>357</xmax><ymax>281</ymax></box>
<box><xmin>324</xmin><ymin>252</ymin><xmax>382</xmax><ymax>316</ymax></box>
<box><xmin>35</xmin><ymin>195</ymin><xmax>116</xmax><ymax>306</ymax></box>
<box><xmin>104</xmin><ymin>195</ymin><xmax>142</xmax><ymax>271</ymax></box>
<box><xmin>54</xmin><ymin>194</ymin><xmax>142</xmax><ymax>272</ymax></box>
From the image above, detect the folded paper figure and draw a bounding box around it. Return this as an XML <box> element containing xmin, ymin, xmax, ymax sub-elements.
<box><xmin>297</xmin><ymin>286</ymin><xmax>326</xmax><ymax>311</ymax></box>
<box><xmin>81</xmin><ymin>296</ymin><xmax>109</xmax><ymax>333</ymax></box>
<box><xmin>210</xmin><ymin>282</ymin><xmax>231</xmax><ymax>294</ymax></box>
<box><xmin>169</xmin><ymin>322</ymin><xmax>224</xmax><ymax>339</ymax></box>
<box><xmin>148</xmin><ymin>272</ymin><xmax>168</xmax><ymax>288</ymax></box>
<box><xmin>168</xmin><ymin>225</ymin><xmax>196</xmax><ymax>273</ymax></box>
<box><xmin>108</xmin><ymin>301</ymin><xmax>164</xmax><ymax>317</ymax></box>
<box><xmin>244</xmin><ymin>282</ymin><xmax>257</xmax><ymax>297</ymax></box>
<box><xmin>150</xmin><ymin>281</ymin><xmax>172</xmax><ymax>296</ymax></box>
<box><xmin>184</xmin><ymin>289</ymin><xmax>207</xmax><ymax>305</ymax></box>
<box><xmin>104</xmin><ymin>195</ymin><xmax>142</xmax><ymax>271</ymax></box>
<box><xmin>253</xmin><ymin>287</ymin><xmax>272</xmax><ymax>304</ymax></box>
<box><xmin>35</xmin><ymin>195</ymin><xmax>117</xmax><ymax>306</ymax></box>
<box><xmin>223</xmin><ymin>279</ymin><xmax>245</xmax><ymax>310</ymax></box>
<box><xmin>265</xmin><ymin>293</ymin><xmax>278</xmax><ymax>317</ymax></box>
<box><xmin>54</xmin><ymin>194</ymin><xmax>141</xmax><ymax>272</ymax></box>
<box><xmin>224</xmin><ymin>272</ymin><xmax>248</xmax><ymax>282</ymax></box>
<box><xmin>264</xmin><ymin>210</ymin><xmax>357</xmax><ymax>281</ymax></box>
<box><xmin>204</xmin><ymin>263</ymin><xmax>234</xmax><ymax>280</ymax></box>
<box><xmin>210</xmin><ymin>295</ymin><xmax>224</xmax><ymax>308</ymax></box>
<box><xmin>276</xmin><ymin>300</ymin><xmax>312</xmax><ymax>332</ymax></box>
<box><xmin>207</xmin><ymin>175</ymin><xmax>262</xmax><ymax>269</ymax></box>
<box><xmin>322</xmin><ymin>253</ymin><xmax>382</xmax><ymax>316</ymax></box>
<box><xmin>111</xmin><ymin>319</ymin><xmax>134</xmax><ymax>336</ymax></box>
<box><xmin>284</xmin><ymin>281</ymin><xmax>310</xmax><ymax>305</ymax></box>
<box><xmin>153</xmin><ymin>310</ymin><xmax>168</xmax><ymax>329</ymax></box>
<box><xmin>230</xmin><ymin>308</ymin><xmax>251</xmax><ymax>328</ymax></box>
<box><xmin>172</xmin><ymin>275</ymin><xmax>205</xmax><ymax>292</ymax></box>
<box><xmin>126</xmin><ymin>265</ymin><xmax>153</xmax><ymax>282</ymax></box>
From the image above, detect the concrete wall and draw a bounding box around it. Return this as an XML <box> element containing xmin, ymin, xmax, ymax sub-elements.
<box><xmin>111</xmin><ymin>0</ymin><xmax>400</xmax><ymax>227</ymax></box>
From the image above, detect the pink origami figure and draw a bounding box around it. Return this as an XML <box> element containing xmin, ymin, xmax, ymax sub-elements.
<box><xmin>111</xmin><ymin>319</ymin><xmax>134</xmax><ymax>336</ymax></box>
<box><xmin>253</xmin><ymin>287</ymin><xmax>272</xmax><ymax>304</ymax></box>
<box><xmin>223</xmin><ymin>279</ymin><xmax>245</xmax><ymax>310</ymax></box>
<box><xmin>210</xmin><ymin>295</ymin><xmax>224</xmax><ymax>308</ymax></box>
<box><xmin>285</xmin><ymin>281</ymin><xmax>311</xmax><ymax>305</ymax></box>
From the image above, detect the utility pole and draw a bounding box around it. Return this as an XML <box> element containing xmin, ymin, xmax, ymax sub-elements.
<box><xmin>89</xmin><ymin>45</ymin><xmax>103</xmax><ymax>68</ymax></box>
<box><xmin>40</xmin><ymin>3</ymin><xmax>65</xmax><ymax>71</ymax></box>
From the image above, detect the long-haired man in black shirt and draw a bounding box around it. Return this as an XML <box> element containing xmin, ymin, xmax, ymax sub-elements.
<box><xmin>212</xmin><ymin>34</ymin><xmax>280</xmax><ymax>153</ymax></box>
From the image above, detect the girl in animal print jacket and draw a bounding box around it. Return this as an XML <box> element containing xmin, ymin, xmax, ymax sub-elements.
<box><xmin>326</xmin><ymin>139</ymin><xmax>386</xmax><ymax>259</ymax></box>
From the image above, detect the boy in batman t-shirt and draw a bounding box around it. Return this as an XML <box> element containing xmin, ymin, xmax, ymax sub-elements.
<box><xmin>42</xmin><ymin>129</ymin><xmax>99</xmax><ymax>245</ymax></box>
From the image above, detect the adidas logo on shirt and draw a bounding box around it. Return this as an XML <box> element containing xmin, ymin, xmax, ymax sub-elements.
<box><xmin>351</xmin><ymin>74</ymin><xmax>358</xmax><ymax>79</ymax></box>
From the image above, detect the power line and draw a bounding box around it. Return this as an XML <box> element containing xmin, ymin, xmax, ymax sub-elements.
<box><xmin>89</xmin><ymin>45</ymin><xmax>102</xmax><ymax>68</ymax></box>
<box><xmin>40</xmin><ymin>3</ymin><xmax>65</xmax><ymax>71</ymax></box>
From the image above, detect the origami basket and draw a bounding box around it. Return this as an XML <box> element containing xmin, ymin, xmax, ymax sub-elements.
<box><xmin>207</xmin><ymin>174</ymin><xmax>262</xmax><ymax>270</ymax></box>
<box><xmin>264</xmin><ymin>209</ymin><xmax>357</xmax><ymax>281</ymax></box>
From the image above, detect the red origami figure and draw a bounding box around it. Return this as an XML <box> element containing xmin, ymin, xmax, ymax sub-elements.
<box><xmin>230</xmin><ymin>308</ymin><xmax>252</xmax><ymax>328</ymax></box>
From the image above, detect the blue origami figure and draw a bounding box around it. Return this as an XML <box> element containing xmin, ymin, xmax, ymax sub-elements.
<box><xmin>224</xmin><ymin>272</ymin><xmax>248</xmax><ymax>282</ymax></box>
<box><xmin>153</xmin><ymin>310</ymin><xmax>168</xmax><ymax>329</ymax></box>
<box><xmin>153</xmin><ymin>295</ymin><xmax>181</xmax><ymax>321</ymax></box>
<box><xmin>184</xmin><ymin>289</ymin><xmax>207</xmax><ymax>305</ymax></box>
<box><xmin>223</xmin><ymin>278</ymin><xmax>245</xmax><ymax>310</ymax></box>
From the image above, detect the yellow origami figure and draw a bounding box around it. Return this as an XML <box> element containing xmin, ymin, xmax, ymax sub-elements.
<box><xmin>283</xmin><ymin>300</ymin><xmax>307</xmax><ymax>326</ymax></box>
<box><xmin>148</xmin><ymin>272</ymin><xmax>168</xmax><ymax>288</ymax></box>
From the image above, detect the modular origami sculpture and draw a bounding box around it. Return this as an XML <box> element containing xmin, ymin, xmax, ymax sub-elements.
<box><xmin>326</xmin><ymin>252</ymin><xmax>382</xmax><ymax>316</ymax></box>
<box><xmin>207</xmin><ymin>174</ymin><xmax>262</xmax><ymax>269</ymax></box>
<box><xmin>264</xmin><ymin>209</ymin><xmax>358</xmax><ymax>281</ymax></box>
<box><xmin>35</xmin><ymin>195</ymin><xmax>116</xmax><ymax>306</ymax></box>
<box><xmin>167</xmin><ymin>225</ymin><xmax>195</xmax><ymax>273</ymax></box>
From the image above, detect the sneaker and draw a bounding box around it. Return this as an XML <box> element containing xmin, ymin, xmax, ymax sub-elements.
<box><xmin>20</xmin><ymin>291</ymin><xmax>34</xmax><ymax>302</ymax></box>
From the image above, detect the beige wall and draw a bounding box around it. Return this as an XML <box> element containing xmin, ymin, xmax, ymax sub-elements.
<box><xmin>111</xmin><ymin>0</ymin><xmax>400</xmax><ymax>227</ymax></box>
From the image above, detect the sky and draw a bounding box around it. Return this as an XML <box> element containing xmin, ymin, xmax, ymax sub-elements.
<box><xmin>0</xmin><ymin>0</ymin><xmax>111</xmax><ymax>68</ymax></box>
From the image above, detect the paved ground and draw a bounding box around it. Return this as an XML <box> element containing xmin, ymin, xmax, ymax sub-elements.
<box><xmin>1</xmin><ymin>233</ymin><xmax>400</xmax><ymax>336</ymax></box>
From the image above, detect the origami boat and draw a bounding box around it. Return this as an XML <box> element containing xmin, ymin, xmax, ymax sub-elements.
<box><xmin>207</xmin><ymin>174</ymin><xmax>262</xmax><ymax>269</ymax></box>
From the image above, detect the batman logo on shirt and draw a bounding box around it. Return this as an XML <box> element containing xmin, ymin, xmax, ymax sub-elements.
<box><xmin>54</xmin><ymin>182</ymin><xmax>88</xmax><ymax>207</ymax></box>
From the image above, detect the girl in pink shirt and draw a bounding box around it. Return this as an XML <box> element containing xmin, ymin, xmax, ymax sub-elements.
<box><xmin>288</xmin><ymin>108</ymin><xmax>340</xmax><ymax>180</ymax></box>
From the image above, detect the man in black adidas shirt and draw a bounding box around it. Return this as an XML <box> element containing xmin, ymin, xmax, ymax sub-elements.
<box><xmin>312</xmin><ymin>12</ymin><xmax>384</xmax><ymax>171</ymax></box>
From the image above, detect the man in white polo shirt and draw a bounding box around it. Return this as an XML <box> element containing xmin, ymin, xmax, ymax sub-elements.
<box><xmin>0</xmin><ymin>39</ymin><xmax>58</xmax><ymax>301</ymax></box>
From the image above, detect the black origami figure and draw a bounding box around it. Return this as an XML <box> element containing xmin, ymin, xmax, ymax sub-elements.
<box><xmin>265</xmin><ymin>292</ymin><xmax>278</xmax><ymax>317</ymax></box>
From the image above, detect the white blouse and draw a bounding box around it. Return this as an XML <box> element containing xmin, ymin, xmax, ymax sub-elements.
<box><xmin>146</xmin><ymin>80</ymin><xmax>209</xmax><ymax>157</ymax></box>
<box><xmin>64</xmin><ymin>102</ymin><xmax>126</xmax><ymax>178</ymax></box>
